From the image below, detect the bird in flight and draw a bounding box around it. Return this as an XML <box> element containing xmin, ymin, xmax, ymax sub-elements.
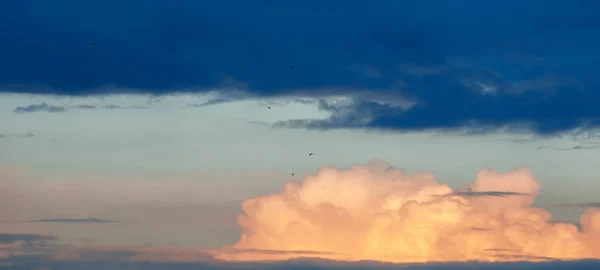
<box><xmin>290</xmin><ymin>66</ymin><xmax>294</xmax><ymax>69</ymax></box>
<box><xmin>292</xmin><ymin>173</ymin><xmax>294</xmax><ymax>176</ymax></box>
<box><xmin>268</xmin><ymin>106</ymin><xmax>271</xmax><ymax>109</ymax></box>
<box><xmin>309</xmin><ymin>153</ymin><xmax>314</xmax><ymax>156</ymax></box>
<box><xmin>92</xmin><ymin>42</ymin><xmax>96</xmax><ymax>45</ymax></box>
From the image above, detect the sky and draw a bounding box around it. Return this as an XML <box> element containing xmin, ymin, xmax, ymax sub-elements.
<box><xmin>1</xmin><ymin>0</ymin><xmax>600</xmax><ymax>269</ymax></box>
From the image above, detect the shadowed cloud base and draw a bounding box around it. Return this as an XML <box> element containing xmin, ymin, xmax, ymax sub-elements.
<box><xmin>2</xmin><ymin>246</ymin><xmax>600</xmax><ymax>270</ymax></box>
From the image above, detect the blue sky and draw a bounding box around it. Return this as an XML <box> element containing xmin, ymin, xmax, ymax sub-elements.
<box><xmin>1</xmin><ymin>0</ymin><xmax>600</xmax><ymax>268</ymax></box>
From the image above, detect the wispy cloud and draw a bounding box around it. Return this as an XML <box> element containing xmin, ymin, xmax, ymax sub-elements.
<box><xmin>437</xmin><ymin>191</ymin><xmax>529</xmax><ymax>198</ymax></box>
<box><xmin>32</xmin><ymin>217</ymin><xmax>117</xmax><ymax>223</ymax></box>
<box><xmin>13</xmin><ymin>103</ymin><xmax>148</xmax><ymax>114</ymax></box>
<box><xmin>0</xmin><ymin>234</ymin><xmax>57</xmax><ymax>244</ymax></box>
<box><xmin>13</xmin><ymin>103</ymin><xmax>66</xmax><ymax>113</ymax></box>
<box><xmin>0</xmin><ymin>132</ymin><xmax>35</xmax><ymax>139</ymax></box>
<box><xmin>556</xmin><ymin>145</ymin><xmax>600</xmax><ymax>151</ymax></box>
<box><xmin>73</xmin><ymin>105</ymin><xmax>97</xmax><ymax>109</ymax></box>
<box><xmin>71</xmin><ymin>104</ymin><xmax>148</xmax><ymax>110</ymax></box>
<box><xmin>186</xmin><ymin>98</ymin><xmax>232</xmax><ymax>108</ymax></box>
<box><xmin>0</xmin><ymin>218</ymin><xmax>118</xmax><ymax>224</ymax></box>
<box><xmin>554</xmin><ymin>202</ymin><xmax>600</xmax><ymax>208</ymax></box>
<box><xmin>511</xmin><ymin>138</ymin><xmax>543</xmax><ymax>144</ymax></box>
<box><xmin>247</xmin><ymin>121</ymin><xmax>271</xmax><ymax>127</ymax></box>
<box><xmin>488</xmin><ymin>254</ymin><xmax>560</xmax><ymax>262</ymax></box>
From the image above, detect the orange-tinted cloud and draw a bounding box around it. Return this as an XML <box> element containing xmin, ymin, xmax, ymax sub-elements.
<box><xmin>215</xmin><ymin>159</ymin><xmax>600</xmax><ymax>263</ymax></box>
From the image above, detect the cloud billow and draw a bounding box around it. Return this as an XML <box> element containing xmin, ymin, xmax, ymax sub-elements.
<box><xmin>2</xmin><ymin>1</ymin><xmax>600</xmax><ymax>134</ymax></box>
<box><xmin>215</xmin><ymin>160</ymin><xmax>600</xmax><ymax>263</ymax></box>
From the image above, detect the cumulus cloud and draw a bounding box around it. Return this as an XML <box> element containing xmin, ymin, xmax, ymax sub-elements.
<box><xmin>213</xmin><ymin>160</ymin><xmax>600</xmax><ymax>263</ymax></box>
<box><xmin>1</xmin><ymin>163</ymin><xmax>600</xmax><ymax>268</ymax></box>
<box><xmin>13</xmin><ymin>103</ymin><xmax>66</xmax><ymax>113</ymax></box>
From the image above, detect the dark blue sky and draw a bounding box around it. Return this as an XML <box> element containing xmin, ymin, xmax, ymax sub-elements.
<box><xmin>2</xmin><ymin>0</ymin><xmax>600</xmax><ymax>134</ymax></box>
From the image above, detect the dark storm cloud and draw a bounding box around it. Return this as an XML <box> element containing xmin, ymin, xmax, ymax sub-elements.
<box><xmin>2</xmin><ymin>0</ymin><xmax>600</xmax><ymax>134</ymax></box>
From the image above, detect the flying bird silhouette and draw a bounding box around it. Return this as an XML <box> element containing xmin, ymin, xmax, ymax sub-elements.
<box><xmin>290</xmin><ymin>66</ymin><xmax>294</xmax><ymax>69</ymax></box>
<box><xmin>309</xmin><ymin>153</ymin><xmax>314</xmax><ymax>156</ymax></box>
<box><xmin>92</xmin><ymin>42</ymin><xmax>96</xmax><ymax>45</ymax></box>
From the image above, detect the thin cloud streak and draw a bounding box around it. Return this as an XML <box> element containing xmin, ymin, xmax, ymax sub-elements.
<box><xmin>13</xmin><ymin>103</ymin><xmax>66</xmax><ymax>113</ymax></box>
<box><xmin>438</xmin><ymin>191</ymin><xmax>529</xmax><ymax>198</ymax></box>
<box><xmin>554</xmin><ymin>203</ymin><xmax>600</xmax><ymax>208</ymax></box>
<box><xmin>33</xmin><ymin>218</ymin><xmax>117</xmax><ymax>223</ymax></box>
